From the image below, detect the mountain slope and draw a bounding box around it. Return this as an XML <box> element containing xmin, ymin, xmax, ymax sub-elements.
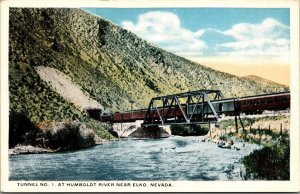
<box><xmin>243</xmin><ymin>75</ymin><xmax>287</xmax><ymax>86</ymax></box>
<box><xmin>9</xmin><ymin>8</ymin><xmax>289</xmax><ymax>123</ymax></box>
<box><xmin>36</xmin><ymin>66</ymin><xmax>102</xmax><ymax>111</ymax></box>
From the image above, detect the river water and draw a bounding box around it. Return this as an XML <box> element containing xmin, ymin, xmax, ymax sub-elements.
<box><xmin>9</xmin><ymin>136</ymin><xmax>260</xmax><ymax>181</ymax></box>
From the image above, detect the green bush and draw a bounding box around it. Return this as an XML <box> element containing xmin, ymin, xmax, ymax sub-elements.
<box><xmin>243</xmin><ymin>139</ymin><xmax>290</xmax><ymax>180</ymax></box>
<box><xmin>84</xmin><ymin>119</ymin><xmax>115</xmax><ymax>140</ymax></box>
<box><xmin>170</xmin><ymin>124</ymin><xmax>209</xmax><ymax>136</ymax></box>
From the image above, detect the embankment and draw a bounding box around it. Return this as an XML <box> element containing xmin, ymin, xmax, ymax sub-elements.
<box><xmin>205</xmin><ymin>114</ymin><xmax>289</xmax><ymax>144</ymax></box>
<box><xmin>203</xmin><ymin>114</ymin><xmax>290</xmax><ymax>180</ymax></box>
<box><xmin>9</xmin><ymin>113</ymin><xmax>115</xmax><ymax>155</ymax></box>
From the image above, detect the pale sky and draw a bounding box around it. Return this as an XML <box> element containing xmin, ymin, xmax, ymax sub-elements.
<box><xmin>84</xmin><ymin>8</ymin><xmax>290</xmax><ymax>86</ymax></box>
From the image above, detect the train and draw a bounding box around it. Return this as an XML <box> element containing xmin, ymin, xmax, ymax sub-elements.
<box><xmin>87</xmin><ymin>92</ymin><xmax>290</xmax><ymax>123</ymax></box>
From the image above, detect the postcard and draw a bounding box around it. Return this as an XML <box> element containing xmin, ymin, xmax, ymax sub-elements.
<box><xmin>1</xmin><ymin>0</ymin><xmax>299</xmax><ymax>192</ymax></box>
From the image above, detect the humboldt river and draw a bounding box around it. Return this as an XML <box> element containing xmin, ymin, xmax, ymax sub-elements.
<box><xmin>9</xmin><ymin>136</ymin><xmax>260</xmax><ymax>181</ymax></box>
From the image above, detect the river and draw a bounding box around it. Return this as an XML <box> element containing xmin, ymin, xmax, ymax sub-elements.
<box><xmin>9</xmin><ymin>136</ymin><xmax>260</xmax><ymax>181</ymax></box>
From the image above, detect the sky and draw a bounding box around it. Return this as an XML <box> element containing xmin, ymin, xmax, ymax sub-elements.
<box><xmin>83</xmin><ymin>8</ymin><xmax>290</xmax><ymax>85</ymax></box>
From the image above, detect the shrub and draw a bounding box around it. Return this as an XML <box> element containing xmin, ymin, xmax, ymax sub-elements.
<box><xmin>170</xmin><ymin>124</ymin><xmax>209</xmax><ymax>136</ymax></box>
<box><xmin>84</xmin><ymin>119</ymin><xmax>115</xmax><ymax>140</ymax></box>
<box><xmin>243</xmin><ymin>139</ymin><xmax>290</xmax><ymax>180</ymax></box>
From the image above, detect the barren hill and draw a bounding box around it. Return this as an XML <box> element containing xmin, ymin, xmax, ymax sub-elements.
<box><xmin>243</xmin><ymin>75</ymin><xmax>287</xmax><ymax>86</ymax></box>
<box><xmin>9</xmin><ymin>8</ymin><xmax>289</xmax><ymax>123</ymax></box>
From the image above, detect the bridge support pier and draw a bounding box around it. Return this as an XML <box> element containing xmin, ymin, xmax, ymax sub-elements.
<box><xmin>128</xmin><ymin>126</ymin><xmax>170</xmax><ymax>138</ymax></box>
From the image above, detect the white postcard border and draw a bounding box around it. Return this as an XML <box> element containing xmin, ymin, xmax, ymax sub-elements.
<box><xmin>1</xmin><ymin>0</ymin><xmax>299</xmax><ymax>192</ymax></box>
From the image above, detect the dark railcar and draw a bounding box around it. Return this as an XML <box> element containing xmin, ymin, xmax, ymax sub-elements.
<box><xmin>113</xmin><ymin>110</ymin><xmax>147</xmax><ymax>122</ymax></box>
<box><xmin>239</xmin><ymin>92</ymin><xmax>290</xmax><ymax>114</ymax></box>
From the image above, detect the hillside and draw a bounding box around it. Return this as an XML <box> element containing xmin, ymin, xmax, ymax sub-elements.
<box><xmin>36</xmin><ymin>66</ymin><xmax>102</xmax><ymax>111</ymax></box>
<box><xmin>243</xmin><ymin>75</ymin><xmax>287</xmax><ymax>86</ymax></box>
<box><xmin>9</xmin><ymin>8</ymin><xmax>289</xmax><ymax>124</ymax></box>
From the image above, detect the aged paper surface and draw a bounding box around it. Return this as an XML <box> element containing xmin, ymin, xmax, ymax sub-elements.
<box><xmin>1</xmin><ymin>0</ymin><xmax>299</xmax><ymax>192</ymax></box>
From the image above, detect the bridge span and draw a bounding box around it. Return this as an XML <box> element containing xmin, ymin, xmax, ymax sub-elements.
<box><xmin>86</xmin><ymin>89</ymin><xmax>290</xmax><ymax>135</ymax></box>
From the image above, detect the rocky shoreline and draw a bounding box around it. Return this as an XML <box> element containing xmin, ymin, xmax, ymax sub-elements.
<box><xmin>9</xmin><ymin>145</ymin><xmax>54</xmax><ymax>155</ymax></box>
<box><xmin>9</xmin><ymin>138</ymin><xmax>115</xmax><ymax>156</ymax></box>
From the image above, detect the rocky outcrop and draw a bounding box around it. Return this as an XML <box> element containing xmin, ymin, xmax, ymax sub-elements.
<box><xmin>8</xmin><ymin>121</ymin><xmax>113</xmax><ymax>155</ymax></box>
<box><xmin>37</xmin><ymin>122</ymin><xmax>96</xmax><ymax>150</ymax></box>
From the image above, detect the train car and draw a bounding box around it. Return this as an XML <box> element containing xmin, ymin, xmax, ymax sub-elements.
<box><xmin>113</xmin><ymin>110</ymin><xmax>147</xmax><ymax>122</ymax></box>
<box><xmin>187</xmin><ymin>98</ymin><xmax>236</xmax><ymax>116</ymax></box>
<box><xmin>209</xmin><ymin>98</ymin><xmax>236</xmax><ymax>114</ymax></box>
<box><xmin>238</xmin><ymin>92</ymin><xmax>290</xmax><ymax>114</ymax></box>
<box><xmin>100</xmin><ymin>91</ymin><xmax>290</xmax><ymax>123</ymax></box>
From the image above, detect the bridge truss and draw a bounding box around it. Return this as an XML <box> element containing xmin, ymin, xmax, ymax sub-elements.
<box><xmin>143</xmin><ymin>89</ymin><xmax>224</xmax><ymax>126</ymax></box>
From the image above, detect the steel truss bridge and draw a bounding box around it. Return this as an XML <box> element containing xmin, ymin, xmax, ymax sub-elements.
<box><xmin>86</xmin><ymin>89</ymin><xmax>290</xmax><ymax>133</ymax></box>
<box><xmin>143</xmin><ymin>89</ymin><xmax>224</xmax><ymax>126</ymax></box>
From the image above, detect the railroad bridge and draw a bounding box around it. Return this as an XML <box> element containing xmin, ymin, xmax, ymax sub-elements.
<box><xmin>143</xmin><ymin>89</ymin><xmax>224</xmax><ymax>126</ymax></box>
<box><xmin>86</xmin><ymin>89</ymin><xmax>290</xmax><ymax>138</ymax></box>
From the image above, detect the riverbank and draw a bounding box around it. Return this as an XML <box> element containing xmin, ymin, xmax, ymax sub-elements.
<box><xmin>202</xmin><ymin>114</ymin><xmax>290</xmax><ymax>180</ymax></box>
<box><xmin>9</xmin><ymin>118</ymin><xmax>116</xmax><ymax>156</ymax></box>
<box><xmin>8</xmin><ymin>138</ymin><xmax>114</xmax><ymax>156</ymax></box>
<box><xmin>9</xmin><ymin>138</ymin><xmax>121</xmax><ymax>157</ymax></box>
<box><xmin>204</xmin><ymin>114</ymin><xmax>289</xmax><ymax>145</ymax></box>
<box><xmin>9</xmin><ymin>145</ymin><xmax>54</xmax><ymax>155</ymax></box>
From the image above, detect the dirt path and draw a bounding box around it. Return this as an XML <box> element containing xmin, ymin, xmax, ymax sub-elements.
<box><xmin>36</xmin><ymin>66</ymin><xmax>102</xmax><ymax>111</ymax></box>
